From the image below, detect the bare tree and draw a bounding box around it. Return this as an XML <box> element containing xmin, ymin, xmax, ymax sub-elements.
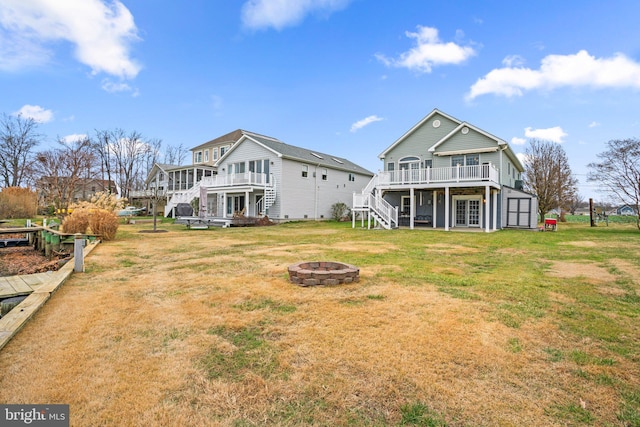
<box><xmin>93</xmin><ymin>129</ymin><xmax>158</xmax><ymax>200</ymax></box>
<box><xmin>164</xmin><ymin>143</ymin><xmax>188</xmax><ymax>165</ymax></box>
<box><xmin>0</xmin><ymin>113</ymin><xmax>42</xmax><ymax>188</ymax></box>
<box><xmin>34</xmin><ymin>137</ymin><xmax>96</xmax><ymax>212</ymax></box>
<box><xmin>522</xmin><ymin>139</ymin><xmax>578</xmax><ymax>221</ymax></box>
<box><xmin>587</xmin><ymin>138</ymin><xmax>640</xmax><ymax>230</ymax></box>
<box><xmin>92</xmin><ymin>129</ymin><xmax>116</xmax><ymax>194</ymax></box>
<box><xmin>567</xmin><ymin>193</ymin><xmax>584</xmax><ymax>215</ymax></box>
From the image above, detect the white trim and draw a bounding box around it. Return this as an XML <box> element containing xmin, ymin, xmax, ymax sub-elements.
<box><xmin>452</xmin><ymin>195</ymin><xmax>483</xmax><ymax>228</ymax></box>
<box><xmin>433</xmin><ymin>147</ymin><xmax>498</xmax><ymax>156</ymax></box>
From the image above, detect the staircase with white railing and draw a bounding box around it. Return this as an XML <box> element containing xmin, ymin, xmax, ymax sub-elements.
<box><xmin>164</xmin><ymin>183</ymin><xmax>202</xmax><ymax>217</ymax></box>
<box><xmin>353</xmin><ymin>175</ymin><xmax>398</xmax><ymax>229</ymax></box>
<box><xmin>255</xmin><ymin>175</ymin><xmax>277</xmax><ymax>216</ymax></box>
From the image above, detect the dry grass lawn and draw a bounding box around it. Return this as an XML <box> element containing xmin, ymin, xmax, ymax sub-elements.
<box><xmin>1</xmin><ymin>221</ymin><xmax>640</xmax><ymax>426</ymax></box>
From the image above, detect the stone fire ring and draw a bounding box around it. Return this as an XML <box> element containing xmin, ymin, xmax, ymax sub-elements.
<box><xmin>288</xmin><ymin>261</ymin><xmax>359</xmax><ymax>287</ymax></box>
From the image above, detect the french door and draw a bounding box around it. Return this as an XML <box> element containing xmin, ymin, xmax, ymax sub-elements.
<box><xmin>454</xmin><ymin>197</ymin><xmax>481</xmax><ymax>227</ymax></box>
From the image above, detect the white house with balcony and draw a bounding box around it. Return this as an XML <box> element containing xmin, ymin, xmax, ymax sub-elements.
<box><xmin>353</xmin><ymin>109</ymin><xmax>538</xmax><ymax>232</ymax></box>
<box><xmin>154</xmin><ymin>130</ymin><xmax>373</xmax><ymax>221</ymax></box>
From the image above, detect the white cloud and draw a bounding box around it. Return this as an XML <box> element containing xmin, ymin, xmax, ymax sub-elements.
<box><xmin>588</xmin><ymin>121</ymin><xmax>600</xmax><ymax>128</ymax></box>
<box><xmin>0</xmin><ymin>0</ymin><xmax>141</xmax><ymax>79</ymax></box>
<box><xmin>13</xmin><ymin>104</ymin><xmax>54</xmax><ymax>123</ymax></box>
<box><xmin>101</xmin><ymin>78</ymin><xmax>133</xmax><ymax>93</ymax></box>
<box><xmin>467</xmin><ymin>50</ymin><xmax>640</xmax><ymax>100</ymax></box>
<box><xmin>241</xmin><ymin>0</ymin><xmax>351</xmax><ymax>31</ymax></box>
<box><xmin>511</xmin><ymin>137</ymin><xmax>526</xmax><ymax>145</ymax></box>
<box><xmin>375</xmin><ymin>25</ymin><xmax>476</xmax><ymax>73</ymax></box>
<box><xmin>502</xmin><ymin>55</ymin><xmax>525</xmax><ymax>67</ymax></box>
<box><xmin>524</xmin><ymin>126</ymin><xmax>567</xmax><ymax>143</ymax></box>
<box><xmin>61</xmin><ymin>133</ymin><xmax>88</xmax><ymax>144</ymax></box>
<box><xmin>350</xmin><ymin>115</ymin><xmax>383</xmax><ymax>133</ymax></box>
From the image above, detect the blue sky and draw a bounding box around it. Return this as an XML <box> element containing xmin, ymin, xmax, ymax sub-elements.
<box><xmin>2</xmin><ymin>0</ymin><xmax>640</xmax><ymax>200</ymax></box>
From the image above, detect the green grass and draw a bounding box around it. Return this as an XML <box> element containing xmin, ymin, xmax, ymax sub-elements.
<box><xmin>233</xmin><ymin>298</ymin><xmax>297</xmax><ymax>313</ymax></box>
<box><xmin>201</xmin><ymin>326</ymin><xmax>282</xmax><ymax>381</ymax></box>
<box><xmin>400</xmin><ymin>402</ymin><xmax>447</xmax><ymax>426</ymax></box>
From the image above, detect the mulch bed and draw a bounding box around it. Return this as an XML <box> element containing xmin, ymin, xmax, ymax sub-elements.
<box><xmin>0</xmin><ymin>247</ymin><xmax>69</xmax><ymax>276</ymax></box>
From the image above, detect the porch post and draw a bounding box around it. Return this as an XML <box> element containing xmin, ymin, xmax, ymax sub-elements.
<box><xmin>222</xmin><ymin>192</ymin><xmax>227</xmax><ymax>218</ymax></box>
<box><xmin>245</xmin><ymin>190</ymin><xmax>250</xmax><ymax>216</ymax></box>
<box><xmin>444</xmin><ymin>187</ymin><xmax>450</xmax><ymax>231</ymax></box>
<box><xmin>492</xmin><ymin>189</ymin><xmax>498</xmax><ymax>231</ymax></box>
<box><xmin>432</xmin><ymin>191</ymin><xmax>437</xmax><ymax>229</ymax></box>
<box><xmin>485</xmin><ymin>185</ymin><xmax>490</xmax><ymax>232</ymax></box>
<box><xmin>410</xmin><ymin>188</ymin><xmax>415</xmax><ymax>229</ymax></box>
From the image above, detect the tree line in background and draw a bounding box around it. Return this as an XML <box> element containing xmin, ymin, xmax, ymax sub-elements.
<box><xmin>0</xmin><ymin>113</ymin><xmax>189</xmax><ymax>216</ymax></box>
<box><xmin>522</xmin><ymin>138</ymin><xmax>640</xmax><ymax>230</ymax></box>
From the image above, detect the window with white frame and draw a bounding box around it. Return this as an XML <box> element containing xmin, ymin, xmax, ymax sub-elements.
<box><xmin>451</xmin><ymin>154</ymin><xmax>479</xmax><ymax>166</ymax></box>
<box><xmin>228</xmin><ymin>162</ymin><xmax>245</xmax><ymax>174</ymax></box>
<box><xmin>213</xmin><ymin>147</ymin><xmax>218</xmax><ymax>160</ymax></box>
<box><xmin>220</xmin><ymin>145</ymin><xmax>229</xmax><ymax>156</ymax></box>
<box><xmin>348</xmin><ymin>173</ymin><xmax>355</xmax><ymax>182</ymax></box>
<box><xmin>302</xmin><ymin>164</ymin><xmax>308</xmax><ymax>178</ymax></box>
<box><xmin>194</xmin><ymin>151</ymin><xmax>203</xmax><ymax>163</ymax></box>
<box><xmin>321</xmin><ymin>168</ymin><xmax>327</xmax><ymax>181</ymax></box>
<box><xmin>204</xmin><ymin>149</ymin><xmax>209</xmax><ymax>162</ymax></box>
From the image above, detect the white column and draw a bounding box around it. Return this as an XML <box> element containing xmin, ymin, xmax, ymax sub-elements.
<box><xmin>245</xmin><ymin>190</ymin><xmax>250</xmax><ymax>215</ymax></box>
<box><xmin>485</xmin><ymin>185</ymin><xmax>491</xmax><ymax>233</ymax></box>
<box><xmin>444</xmin><ymin>187</ymin><xmax>450</xmax><ymax>231</ymax></box>
<box><xmin>492</xmin><ymin>189</ymin><xmax>498</xmax><ymax>231</ymax></box>
<box><xmin>222</xmin><ymin>192</ymin><xmax>227</xmax><ymax>218</ymax></box>
<box><xmin>410</xmin><ymin>188</ymin><xmax>415</xmax><ymax>229</ymax></box>
<box><xmin>432</xmin><ymin>191</ymin><xmax>437</xmax><ymax>229</ymax></box>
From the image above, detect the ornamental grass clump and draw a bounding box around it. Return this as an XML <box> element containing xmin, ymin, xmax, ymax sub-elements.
<box><xmin>61</xmin><ymin>209</ymin><xmax>90</xmax><ymax>234</ymax></box>
<box><xmin>64</xmin><ymin>191</ymin><xmax>125</xmax><ymax>241</ymax></box>
<box><xmin>89</xmin><ymin>209</ymin><xmax>119</xmax><ymax>241</ymax></box>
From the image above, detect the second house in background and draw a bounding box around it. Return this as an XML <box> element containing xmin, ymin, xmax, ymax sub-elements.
<box><xmin>152</xmin><ymin>129</ymin><xmax>373</xmax><ymax>221</ymax></box>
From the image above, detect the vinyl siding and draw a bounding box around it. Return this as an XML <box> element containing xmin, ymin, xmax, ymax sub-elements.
<box><xmin>279</xmin><ymin>158</ymin><xmax>371</xmax><ymax>220</ymax></box>
<box><xmin>216</xmin><ymin>140</ymin><xmax>283</xmax><ymax>218</ymax></box>
<box><xmin>217</xmin><ymin>138</ymin><xmax>371</xmax><ymax>220</ymax></box>
<box><xmin>383</xmin><ymin>113</ymin><xmax>458</xmax><ymax>171</ymax></box>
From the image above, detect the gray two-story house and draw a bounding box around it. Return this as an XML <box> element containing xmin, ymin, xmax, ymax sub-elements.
<box><xmin>353</xmin><ymin>109</ymin><xmax>538</xmax><ymax>231</ymax></box>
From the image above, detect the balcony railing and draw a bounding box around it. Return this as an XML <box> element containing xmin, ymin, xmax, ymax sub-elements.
<box><xmin>200</xmin><ymin>172</ymin><xmax>273</xmax><ymax>188</ymax></box>
<box><xmin>378</xmin><ymin>164</ymin><xmax>499</xmax><ymax>186</ymax></box>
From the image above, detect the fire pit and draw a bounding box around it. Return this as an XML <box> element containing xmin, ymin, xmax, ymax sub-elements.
<box><xmin>288</xmin><ymin>261</ymin><xmax>359</xmax><ymax>286</ymax></box>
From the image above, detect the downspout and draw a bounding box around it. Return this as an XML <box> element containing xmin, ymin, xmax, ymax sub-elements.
<box><xmin>314</xmin><ymin>163</ymin><xmax>320</xmax><ymax>220</ymax></box>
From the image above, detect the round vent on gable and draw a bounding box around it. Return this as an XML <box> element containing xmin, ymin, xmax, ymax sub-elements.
<box><xmin>461</xmin><ymin>126</ymin><xmax>469</xmax><ymax>134</ymax></box>
<box><xmin>432</xmin><ymin>119</ymin><xmax>441</xmax><ymax>128</ymax></box>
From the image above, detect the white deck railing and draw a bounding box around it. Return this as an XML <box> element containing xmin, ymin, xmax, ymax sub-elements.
<box><xmin>378</xmin><ymin>164</ymin><xmax>499</xmax><ymax>186</ymax></box>
<box><xmin>200</xmin><ymin>172</ymin><xmax>273</xmax><ymax>188</ymax></box>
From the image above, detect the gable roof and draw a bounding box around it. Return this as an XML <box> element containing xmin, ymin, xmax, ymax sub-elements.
<box><xmin>218</xmin><ymin>131</ymin><xmax>374</xmax><ymax>176</ymax></box>
<box><xmin>378</xmin><ymin>108</ymin><xmax>525</xmax><ymax>172</ymax></box>
<box><xmin>190</xmin><ymin>129</ymin><xmax>245</xmax><ymax>152</ymax></box>
<box><xmin>378</xmin><ymin>109</ymin><xmax>460</xmax><ymax>159</ymax></box>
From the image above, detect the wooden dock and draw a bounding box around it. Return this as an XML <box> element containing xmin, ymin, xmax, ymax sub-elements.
<box><xmin>0</xmin><ymin>241</ymin><xmax>100</xmax><ymax>351</ymax></box>
<box><xmin>0</xmin><ymin>272</ymin><xmax>58</xmax><ymax>298</ymax></box>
